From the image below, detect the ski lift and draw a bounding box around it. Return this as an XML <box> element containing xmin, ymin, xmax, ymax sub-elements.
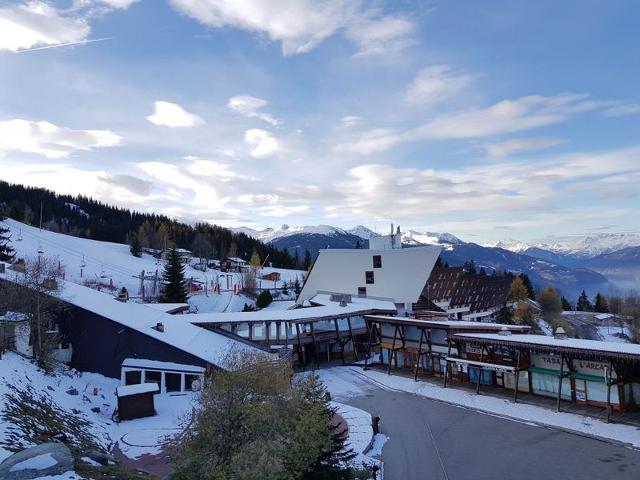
<box><xmin>100</xmin><ymin>265</ymin><xmax>107</xmax><ymax>278</ymax></box>
<box><xmin>37</xmin><ymin>241</ymin><xmax>44</xmax><ymax>254</ymax></box>
<box><xmin>17</xmin><ymin>229</ymin><xmax>23</xmax><ymax>242</ymax></box>
<box><xmin>80</xmin><ymin>255</ymin><xmax>86</xmax><ymax>268</ymax></box>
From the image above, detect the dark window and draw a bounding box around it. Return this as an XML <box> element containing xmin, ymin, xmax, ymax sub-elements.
<box><xmin>358</xmin><ymin>287</ymin><xmax>367</xmax><ymax>297</ymax></box>
<box><xmin>125</xmin><ymin>370</ymin><xmax>141</xmax><ymax>385</ymax></box>
<box><xmin>145</xmin><ymin>371</ymin><xmax>161</xmax><ymax>387</ymax></box>
<box><xmin>365</xmin><ymin>271</ymin><xmax>374</xmax><ymax>284</ymax></box>
<box><xmin>373</xmin><ymin>255</ymin><xmax>382</xmax><ymax>268</ymax></box>
<box><xmin>165</xmin><ymin>373</ymin><xmax>181</xmax><ymax>392</ymax></box>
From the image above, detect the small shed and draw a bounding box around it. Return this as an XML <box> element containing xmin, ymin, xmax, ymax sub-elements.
<box><xmin>116</xmin><ymin>383</ymin><xmax>159</xmax><ymax>421</ymax></box>
<box><xmin>261</xmin><ymin>272</ymin><xmax>281</xmax><ymax>282</ymax></box>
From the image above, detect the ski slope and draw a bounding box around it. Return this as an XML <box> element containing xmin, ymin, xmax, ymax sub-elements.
<box><xmin>1</xmin><ymin>218</ymin><xmax>305</xmax><ymax>313</ymax></box>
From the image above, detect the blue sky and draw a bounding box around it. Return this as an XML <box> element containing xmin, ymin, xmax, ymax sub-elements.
<box><xmin>1</xmin><ymin>0</ymin><xmax>639</xmax><ymax>243</ymax></box>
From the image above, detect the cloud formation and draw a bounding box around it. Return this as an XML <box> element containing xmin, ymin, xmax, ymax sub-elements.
<box><xmin>482</xmin><ymin>137</ymin><xmax>567</xmax><ymax>158</ymax></box>
<box><xmin>244</xmin><ymin>129</ymin><xmax>279</xmax><ymax>158</ymax></box>
<box><xmin>169</xmin><ymin>0</ymin><xmax>415</xmax><ymax>57</ymax></box>
<box><xmin>227</xmin><ymin>95</ymin><xmax>279</xmax><ymax>125</ymax></box>
<box><xmin>146</xmin><ymin>101</ymin><xmax>204</xmax><ymax>127</ymax></box>
<box><xmin>406</xmin><ymin>65</ymin><xmax>473</xmax><ymax>105</ymax></box>
<box><xmin>0</xmin><ymin>119</ymin><xmax>121</xmax><ymax>158</ymax></box>
<box><xmin>0</xmin><ymin>1</ymin><xmax>90</xmax><ymax>52</ymax></box>
<box><xmin>337</xmin><ymin>93</ymin><xmax>607</xmax><ymax>155</ymax></box>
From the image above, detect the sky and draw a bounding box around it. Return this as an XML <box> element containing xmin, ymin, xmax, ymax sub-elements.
<box><xmin>0</xmin><ymin>0</ymin><xmax>639</xmax><ymax>243</ymax></box>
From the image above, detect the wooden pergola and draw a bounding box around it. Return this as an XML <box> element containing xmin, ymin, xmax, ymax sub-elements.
<box><xmin>362</xmin><ymin>315</ymin><xmax>530</xmax><ymax>380</ymax></box>
<box><xmin>453</xmin><ymin>333</ymin><xmax>640</xmax><ymax>422</ymax></box>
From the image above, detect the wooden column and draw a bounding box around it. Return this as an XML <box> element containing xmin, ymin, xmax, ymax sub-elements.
<box><xmin>475</xmin><ymin>345</ymin><xmax>486</xmax><ymax>394</ymax></box>
<box><xmin>556</xmin><ymin>354</ymin><xmax>565</xmax><ymax>412</ymax></box>
<box><xmin>606</xmin><ymin>361</ymin><xmax>613</xmax><ymax>423</ymax></box>
<box><xmin>513</xmin><ymin>350</ymin><xmax>521</xmax><ymax>403</ymax></box>
<box><xmin>347</xmin><ymin>317</ymin><xmax>358</xmax><ymax>361</ymax></box>
<box><xmin>363</xmin><ymin>320</ymin><xmax>375</xmax><ymax>370</ymax></box>
<box><xmin>310</xmin><ymin>322</ymin><xmax>319</xmax><ymax>370</ymax></box>
<box><xmin>414</xmin><ymin>328</ymin><xmax>425</xmax><ymax>381</ymax></box>
<box><xmin>334</xmin><ymin>318</ymin><xmax>345</xmax><ymax>365</ymax></box>
<box><xmin>387</xmin><ymin>325</ymin><xmax>399</xmax><ymax>375</ymax></box>
<box><xmin>295</xmin><ymin>322</ymin><xmax>305</xmax><ymax>371</ymax></box>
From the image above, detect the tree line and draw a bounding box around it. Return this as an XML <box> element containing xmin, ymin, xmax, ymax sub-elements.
<box><xmin>0</xmin><ymin>181</ymin><xmax>299</xmax><ymax>269</ymax></box>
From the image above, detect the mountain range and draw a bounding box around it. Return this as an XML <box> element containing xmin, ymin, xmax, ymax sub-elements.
<box><xmin>233</xmin><ymin>225</ymin><xmax>640</xmax><ymax>298</ymax></box>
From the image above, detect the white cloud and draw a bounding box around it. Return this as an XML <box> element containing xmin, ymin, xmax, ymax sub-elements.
<box><xmin>146</xmin><ymin>101</ymin><xmax>204</xmax><ymax>127</ymax></box>
<box><xmin>603</xmin><ymin>103</ymin><xmax>640</xmax><ymax>117</ymax></box>
<box><xmin>0</xmin><ymin>119</ymin><xmax>120</xmax><ymax>158</ymax></box>
<box><xmin>74</xmin><ymin>0</ymin><xmax>141</xmax><ymax>9</ymax></box>
<box><xmin>336</xmin><ymin>147</ymin><xmax>640</xmax><ymax>220</ymax></box>
<box><xmin>406</xmin><ymin>65</ymin><xmax>473</xmax><ymax>105</ymax></box>
<box><xmin>346</xmin><ymin>15</ymin><xmax>415</xmax><ymax>57</ymax></box>
<box><xmin>170</xmin><ymin>0</ymin><xmax>354</xmax><ymax>55</ymax></box>
<box><xmin>244</xmin><ymin>128</ymin><xmax>279</xmax><ymax>158</ymax></box>
<box><xmin>227</xmin><ymin>95</ymin><xmax>279</xmax><ymax>125</ymax></box>
<box><xmin>169</xmin><ymin>0</ymin><xmax>415</xmax><ymax>57</ymax></box>
<box><xmin>483</xmin><ymin>137</ymin><xmax>567</xmax><ymax>158</ymax></box>
<box><xmin>0</xmin><ymin>1</ymin><xmax>90</xmax><ymax>52</ymax></box>
<box><xmin>341</xmin><ymin>115</ymin><xmax>362</xmax><ymax>127</ymax></box>
<box><xmin>337</xmin><ymin>93</ymin><xmax>604</xmax><ymax>155</ymax></box>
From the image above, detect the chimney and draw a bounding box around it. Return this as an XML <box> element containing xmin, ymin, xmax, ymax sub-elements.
<box><xmin>390</xmin><ymin>223</ymin><xmax>394</xmax><ymax>235</ymax></box>
<box><xmin>154</xmin><ymin>322</ymin><xmax>165</xmax><ymax>332</ymax></box>
<box><xmin>554</xmin><ymin>327</ymin><xmax>567</xmax><ymax>339</ymax></box>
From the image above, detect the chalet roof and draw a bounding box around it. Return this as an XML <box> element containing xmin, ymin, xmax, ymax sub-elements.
<box><xmin>0</xmin><ymin>264</ymin><xmax>269</xmax><ymax>367</ymax></box>
<box><xmin>454</xmin><ymin>333</ymin><xmax>640</xmax><ymax>361</ymax></box>
<box><xmin>364</xmin><ymin>314</ymin><xmax>530</xmax><ymax>332</ymax></box>
<box><xmin>190</xmin><ymin>295</ymin><xmax>396</xmax><ymax>325</ymax></box>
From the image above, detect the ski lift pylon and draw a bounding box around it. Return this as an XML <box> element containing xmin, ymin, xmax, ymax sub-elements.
<box><xmin>37</xmin><ymin>241</ymin><xmax>44</xmax><ymax>254</ymax></box>
<box><xmin>80</xmin><ymin>255</ymin><xmax>86</xmax><ymax>268</ymax></box>
<box><xmin>17</xmin><ymin>229</ymin><xmax>23</xmax><ymax>242</ymax></box>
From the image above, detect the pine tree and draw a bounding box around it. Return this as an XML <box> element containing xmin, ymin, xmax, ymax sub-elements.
<box><xmin>576</xmin><ymin>290</ymin><xmax>592</xmax><ymax>312</ymax></box>
<box><xmin>304</xmin><ymin>249</ymin><xmax>312</xmax><ymax>271</ymax></box>
<box><xmin>129</xmin><ymin>231</ymin><xmax>142</xmax><ymax>257</ymax></box>
<box><xmin>496</xmin><ymin>303</ymin><xmax>514</xmax><ymax>324</ymax></box>
<box><xmin>0</xmin><ymin>224</ymin><xmax>15</xmax><ymax>262</ymax></box>
<box><xmin>561</xmin><ymin>296</ymin><xmax>572</xmax><ymax>311</ymax></box>
<box><xmin>256</xmin><ymin>289</ymin><xmax>273</xmax><ymax>309</ymax></box>
<box><xmin>294</xmin><ymin>277</ymin><xmax>302</xmax><ymax>296</ymax></box>
<box><xmin>518</xmin><ymin>273</ymin><xmax>536</xmax><ymax>300</ymax></box>
<box><xmin>594</xmin><ymin>293</ymin><xmax>609</xmax><ymax>313</ymax></box>
<box><xmin>160</xmin><ymin>248</ymin><xmax>188</xmax><ymax>303</ymax></box>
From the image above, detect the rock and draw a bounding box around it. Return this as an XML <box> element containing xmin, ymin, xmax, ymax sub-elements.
<box><xmin>0</xmin><ymin>442</ymin><xmax>74</xmax><ymax>480</ymax></box>
<box><xmin>46</xmin><ymin>386</ymin><xmax>54</xmax><ymax>391</ymax></box>
<box><xmin>65</xmin><ymin>387</ymin><xmax>78</xmax><ymax>396</ymax></box>
<box><xmin>91</xmin><ymin>407</ymin><xmax>101</xmax><ymax>414</ymax></box>
<box><xmin>83</xmin><ymin>449</ymin><xmax>117</xmax><ymax>466</ymax></box>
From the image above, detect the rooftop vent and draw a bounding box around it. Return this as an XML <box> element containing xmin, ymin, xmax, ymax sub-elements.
<box><xmin>153</xmin><ymin>322</ymin><xmax>165</xmax><ymax>333</ymax></box>
<box><xmin>498</xmin><ymin>326</ymin><xmax>512</xmax><ymax>336</ymax></box>
<box><xmin>554</xmin><ymin>327</ymin><xmax>567</xmax><ymax>339</ymax></box>
<box><xmin>330</xmin><ymin>293</ymin><xmax>352</xmax><ymax>304</ymax></box>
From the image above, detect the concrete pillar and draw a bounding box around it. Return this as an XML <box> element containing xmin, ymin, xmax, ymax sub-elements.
<box><xmin>141</xmin><ymin>370</ymin><xmax>146</xmax><ymax>384</ymax></box>
<box><xmin>180</xmin><ymin>373</ymin><xmax>186</xmax><ymax>392</ymax></box>
<box><xmin>161</xmin><ymin>371</ymin><xmax>166</xmax><ymax>394</ymax></box>
<box><xmin>120</xmin><ymin>368</ymin><xmax>126</xmax><ymax>385</ymax></box>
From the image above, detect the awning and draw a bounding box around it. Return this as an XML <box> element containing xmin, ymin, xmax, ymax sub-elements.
<box><xmin>445</xmin><ymin>357</ymin><xmax>517</xmax><ymax>373</ymax></box>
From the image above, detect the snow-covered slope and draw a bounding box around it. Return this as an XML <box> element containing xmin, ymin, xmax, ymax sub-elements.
<box><xmin>1</xmin><ymin>218</ymin><xmax>304</xmax><ymax>312</ymax></box>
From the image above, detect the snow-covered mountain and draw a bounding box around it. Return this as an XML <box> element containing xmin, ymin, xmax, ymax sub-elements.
<box><xmin>401</xmin><ymin>230</ymin><xmax>463</xmax><ymax>246</ymax></box>
<box><xmin>486</xmin><ymin>233</ymin><xmax>640</xmax><ymax>258</ymax></box>
<box><xmin>231</xmin><ymin>224</ymin><xmax>352</xmax><ymax>243</ymax></box>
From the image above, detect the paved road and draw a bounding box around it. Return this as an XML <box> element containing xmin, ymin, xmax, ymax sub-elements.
<box><xmin>341</xmin><ymin>377</ymin><xmax>640</xmax><ymax>480</ymax></box>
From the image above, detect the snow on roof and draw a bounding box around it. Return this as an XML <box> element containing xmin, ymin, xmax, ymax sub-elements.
<box><xmin>0</xmin><ymin>264</ymin><xmax>269</xmax><ymax>367</ymax></box>
<box><xmin>226</xmin><ymin>257</ymin><xmax>247</xmax><ymax>263</ymax></box>
<box><xmin>142</xmin><ymin>303</ymin><xmax>190</xmax><ymax>314</ymax></box>
<box><xmin>117</xmin><ymin>382</ymin><xmax>159</xmax><ymax>397</ymax></box>
<box><xmin>454</xmin><ymin>333</ymin><xmax>640</xmax><ymax>358</ymax></box>
<box><xmin>189</xmin><ymin>295</ymin><xmax>396</xmax><ymax>325</ymax></box>
<box><xmin>122</xmin><ymin>358</ymin><xmax>205</xmax><ymax>374</ymax></box>
<box><xmin>595</xmin><ymin>313</ymin><xmax>614</xmax><ymax>320</ymax></box>
<box><xmin>364</xmin><ymin>315</ymin><xmax>530</xmax><ymax>331</ymax></box>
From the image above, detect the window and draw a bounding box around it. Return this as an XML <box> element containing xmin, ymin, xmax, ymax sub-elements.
<box><xmin>358</xmin><ymin>287</ymin><xmax>367</xmax><ymax>297</ymax></box>
<box><xmin>365</xmin><ymin>271</ymin><xmax>374</xmax><ymax>284</ymax></box>
<box><xmin>373</xmin><ymin>255</ymin><xmax>382</xmax><ymax>268</ymax></box>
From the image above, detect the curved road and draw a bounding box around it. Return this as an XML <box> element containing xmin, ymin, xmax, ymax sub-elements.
<box><xmin>335</xmin><ymin>371</ymin><xmax>640</xmax><ymax>480</ymax></box>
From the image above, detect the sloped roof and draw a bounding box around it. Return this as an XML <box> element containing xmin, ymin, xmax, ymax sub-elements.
<box><xmin>0</xmin><ymin>264</ymin><xmax>268</xmax><ymax>367</ymax></box>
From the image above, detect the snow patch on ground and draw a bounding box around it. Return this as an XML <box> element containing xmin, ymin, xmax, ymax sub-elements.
<box><xmin>596</xmin><ymin>326</ymin><xmax>631</xmax><ymax>343</ymax></box>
